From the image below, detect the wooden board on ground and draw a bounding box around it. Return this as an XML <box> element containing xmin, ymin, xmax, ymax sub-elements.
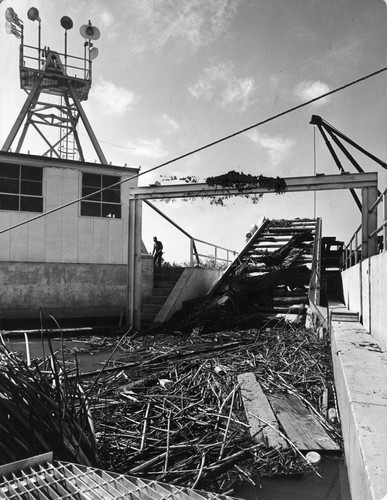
<box><xmin>238</xmin><ymin>372</ymin><xmax>287</xmax><ymax>449</ymax></box>
<box><xmin>268</xmin><ymin>392</ymin><xmax>340</xmax><ymax>451</ymax></box>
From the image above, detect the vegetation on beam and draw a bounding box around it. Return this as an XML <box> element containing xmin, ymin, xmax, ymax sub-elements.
<box><xmin>206</xmin><ymin>170</ymin><xmax>287</xmax><ymax>194</ymax></box>
<box><xmin>158</xmin><ymin>171</ymin><xmax>287</xmax><ymax>206</ymax></box>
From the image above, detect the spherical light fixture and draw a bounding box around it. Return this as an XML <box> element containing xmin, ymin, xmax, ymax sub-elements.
<box><xmin>60</xmin><ymin>16</ymin><xmax>73</xmax><ymax>30</ymax></box>
<box><xmin>27</xmin><ymin>7</ymin><xmax>40</xmax><ymax>22</ymax></box>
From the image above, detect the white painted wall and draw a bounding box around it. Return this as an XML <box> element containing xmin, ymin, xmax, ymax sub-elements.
<box><xmin>0</xmin><ymin>163</ymin><xmax>137</xmax><ymax>265</ymax></box>
<box><xmin>341</xmin><ymin>252</ymin><xmax>387</xmax><ymax>350</ymax></box>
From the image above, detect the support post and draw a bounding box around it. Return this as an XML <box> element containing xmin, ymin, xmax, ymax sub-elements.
<box><xmin>67</xmin><ymin>83</ymin><xmax>108</xmax><ymax>164</ymax></box>
<box><xmin>1</xmin><ymin>75</ymin><xmax>43</xmax><ymax>152</ymax></box>
<box><xmin>190</xmin><ymin>239</ymin><xmax>194</xmax><ymax>267</ymax></box>
<box><xmin>384</xmin><ymin>192</ymin><xmax>387</xmax><ymax>252</ymax></box>
<box><xmin>127</xmin><ymin>197</ymin><xmax>143</xmax><ymax>330</ymax></box>
<box><xmin>362</xmin><ymin>186</ymin><xmax>378</xmax><ymax>258</ymax></box>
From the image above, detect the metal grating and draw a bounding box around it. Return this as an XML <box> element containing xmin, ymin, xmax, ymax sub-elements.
<box><xmin>20</xmin><ymin>67</ymin><xmax>91</xmax><ymax>101</ymax></box>
<box><xmin>0</xmin><ymin>460</ymin><xmax>239</xmax><ymax>500</ymax></box>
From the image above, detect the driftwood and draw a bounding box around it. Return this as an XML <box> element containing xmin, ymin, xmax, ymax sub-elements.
<box><xmin>258</xmin><ymin>230</ymin><xmax>313</xmax><ymax>267</ymax></box>
<box><xmin>229</xmin><ymin>265</ymin><xmax>310</xmax><ymax>294</ymax></box>
<box><xmin>63</xmin><ymin>325</ymin><xmax>343</xmax><ymax>495</ymax></box>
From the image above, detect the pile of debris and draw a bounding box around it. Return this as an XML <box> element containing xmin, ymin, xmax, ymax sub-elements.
<box><xmin>0</xmin><ymin>217</ymin><xmax>341</xmax><ymax>496</ymax></box>
<box><xmin>76</xmin><ymin>323</ymin><xmax>341</xmax><ymax>495</ymax></box>
<box><xmin>153</xmin><ymin>219</ymin><xmax>317</xmax><ymax>334</ymax></box>
<box><xmin>0</xmin><ymin>320</ymin><xmax>341</xmax><ymax>496</ymax></box>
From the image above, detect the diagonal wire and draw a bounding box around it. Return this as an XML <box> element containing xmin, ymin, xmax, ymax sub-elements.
<box><xmin>0</xmin><ymin>65</ymin><xmax>386</xmax><ymax>236</ymax></box>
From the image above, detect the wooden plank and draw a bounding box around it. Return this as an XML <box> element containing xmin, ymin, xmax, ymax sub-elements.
<box><xmin>230</xmin><ymin>266</ymin><xmax>310</xmax><ymax>293</ymax></box>
<box><xmin>238</xmin><ymin>372</ymin><xmax>287</xmax><ymax>449</ymax></box>
<box><xmin>268</xmin><ymin>393</ymin><xmax>340</xmax><ymax>451</ymax></box>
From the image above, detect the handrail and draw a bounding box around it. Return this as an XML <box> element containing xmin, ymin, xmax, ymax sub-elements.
<box><xmin>343</xmin><ymin>185</ymin><xmax>387</xmax><ymax>269</ymax></box>
<box><xmin>20</xmin><ymin>43</ymin><xmax>92</xmax><ymax>80</ymax></box>
<box><xmin>343</xmin><ymin>224</ymin><xmax>361</xmax><ymax>269</ymax></box>
<box><xmin>308</xmin><ymin>217</ymin><xmax>322</xmax><ymax>306</ymax></box>
<box><xmin>144</xmin><ymin>200</ymin><xmax>236</xmax><ymax>267</ymax></box>
<box><xmin>368</xmin><ymin>185</ymin><xmax>387</xmax><ymax>213</ymax></box>
<box><xmin>190</xmin><ymin>237</ymin><xmax>238</xmax><ymax>266</ymax></box>
<box><xmin>368</xmin><ymin>186</ymin><xmax>387</xmax><ymax>240</ymax></box>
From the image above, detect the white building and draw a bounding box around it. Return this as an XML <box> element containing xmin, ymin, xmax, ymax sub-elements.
<box><xmin>0</xmin><ymin>151</ymin><xmax>139</xmax><ymax>328</ymax></box>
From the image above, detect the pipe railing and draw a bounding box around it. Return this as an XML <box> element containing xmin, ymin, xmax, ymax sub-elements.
<box><xmin>144</xmin><ymin>200</ymin><xmax>237</xmax><ymax>268</ymax></box>
<box><xmin>20</xmin><ymin>43</ymin><xmax>92</xmax><ymax>80</ymax></box>
<box><xmin>343</xmin><ymin>186</ymin><xmax>387</xmax><ymax>269</ymax></box>
<box><xmin>343</xmin><ymin>224</ymin><xmax>362</xmax><ymax>269</ymax></box>
<box><xmin>308</xmin><ymin>217</ymin><xmax>322</xmax><ymax>307</ymax></box>
<box><xmin>188</xmin><ymin>237</ymin><xmax>237</xmax><ymax>268</ymax></box>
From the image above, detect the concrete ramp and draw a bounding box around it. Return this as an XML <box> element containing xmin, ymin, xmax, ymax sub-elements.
<box><xmin>142</xmin><ymin>267</ymin><xmax>222</xmax><ymax>327</ymax></box>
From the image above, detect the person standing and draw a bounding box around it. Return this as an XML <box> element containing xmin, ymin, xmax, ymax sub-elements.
<box><xmin>152</xmin><ymin>236</ymin><xmax>163</xmax><ymax>266</ymax></box>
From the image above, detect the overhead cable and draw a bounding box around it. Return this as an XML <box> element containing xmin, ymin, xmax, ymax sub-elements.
<box><xmin>0</xmin><ymin>65</ymin><xmax>386</xmax><ymax>235</ymax></box>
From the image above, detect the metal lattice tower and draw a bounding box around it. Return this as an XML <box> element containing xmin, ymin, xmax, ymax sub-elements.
<box><xmin>2</xmin><ymin>8</ymin><xmax>107</xmax><ymax>164</ymax></box>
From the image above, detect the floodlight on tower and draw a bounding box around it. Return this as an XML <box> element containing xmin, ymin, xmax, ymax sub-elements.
<box><xmin>4</xmin><ymin>7</ymin><xmax>23</xmax><ymax>39</ymax></box>
<box><xmin>5</xmin><ymin>21</ymin><xmax>21</xmax><ymax>38</ymax></box>
<box><xmin>60</xmin><ymin>16</ymin><xmax>73</xmax><ymax>72</ymax></box>
<box><xmin>2</xmin><ymin>8</ymin><xmax>107</xmax><ymax>163</ymax></box>
<box><xmin>27</xmin><ymin>7</ymin><xmax>41</xmax><ymax>66</ymax></box>
<box><xmin>5</xmin><ymin>7</ymin><xmax>22</xmax><ymax>26</ymax></box>
<box><xmin>79</xmin><ymin>20</ymin><xmax>100</xmax><ymax>41</ymax></box>
<box><xmin>89</xmin><ymin>47</ymin><xmax>99</xmax><ymax>60</ymax></box>
<box><xmin>80</xmin><ymin>20</ymin><xmax>100</xmax><ymax>76</ymax></box>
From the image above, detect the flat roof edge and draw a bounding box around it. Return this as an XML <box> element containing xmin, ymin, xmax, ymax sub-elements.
<box><xmin>0</xmin><ymin>151</ymin><xmax>139</xmax><ymax>174</ymax></box>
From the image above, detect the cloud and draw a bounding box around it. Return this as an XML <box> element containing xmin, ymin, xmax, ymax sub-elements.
<box><xmin>128</xmin><ymin>138</ymin><xmax>168</xmax><ymax>159</ymax></box>
<box><xmin>221</xmin><ymin>77</ymin><xmax>255</xmax><ymax>110</ymax></box>
<box><xmin>92</xmin><ymin>79</ymin><xmax>139</xmax><ymax>114</ymax></box>
<box><xmin>99</xmin><ymin>10</ymin><xmax>114</xmax><ymax>27</ymax></box>
<box><xmin>159</xmin><ymin>113</ymin><xmax>180</xmax><ymax>131</ymax></box>
<box><xmin>294</xmin><ymin>80</ymin><xmax>331</xmax><ymax>105</ymax></box>
<box><xmin>245</xmin><ymin>130</ymin><xmax>296</xmax><ymax>165</ymax></box>
<box><xmin>128</xmin><ymin>0</ymin><xmax>241</xmax><ymax>52</ymax></box>
<box><xmin>189</xmin><ymin>62</ymin><xmax>256</xmax><ymax>112</ymax></box>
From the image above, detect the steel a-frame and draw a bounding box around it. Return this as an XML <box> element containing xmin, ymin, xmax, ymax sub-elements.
<box><xmin>127</xmin><ymin>172</ymin><xmax>378</xmax><ymax>329</ymax></box>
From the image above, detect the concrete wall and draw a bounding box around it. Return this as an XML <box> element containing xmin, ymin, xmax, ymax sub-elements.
<box><xmin>141</xmin><ymin>255</ymin><xmax>154</xmax><ymax>298</ymax></box>
<box><xmin>0</xmin><ymin>261</ymin><xmax>127</xmax><ymax>325</ymax></box>
<box><xmin>331</xmin><ymin>319</ymin><xmax>387</xmax><ymax>500</ymax></box>
<box><xmin>342</xmin><ymin>252</ymin><xmax>387</xmax><ymax>350</ymax></box>
<box><xmin>0</xmin><ymin>163</ymin><xmax>137</xmax><ymax>265</ymax></box>
<box><xmin>154</xmin><ymin>268</ymin><xmax>222</xmax><ymax>323</ymax></box>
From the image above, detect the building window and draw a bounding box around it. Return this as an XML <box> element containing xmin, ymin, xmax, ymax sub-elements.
<box><xmin>81</xmin><ymin>173</ymin><xmax>121</xmax><ymax>218</ymax></box>
<box><xmin>0</xmin><ymin>163</ymin><xmax>43</xmax><ymax>212</ymax></box>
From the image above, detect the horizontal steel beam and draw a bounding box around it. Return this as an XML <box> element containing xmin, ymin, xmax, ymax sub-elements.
<box><xmin>130</xmin><ymin>172</ymin><xmax>378</xmax><ymax>200</ymax></box>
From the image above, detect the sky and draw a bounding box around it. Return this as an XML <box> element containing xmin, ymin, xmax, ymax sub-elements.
<box><xmin>0</xmin><ymin>0</ymin><xmax>386</xmax><ymax>264</ymax></box>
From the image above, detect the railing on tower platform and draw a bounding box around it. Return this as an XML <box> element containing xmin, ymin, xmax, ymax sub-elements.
<box><xmin>20</xmin><ymin>44</ymin><xmax>93</xmax><ymax>101</ymax></box>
